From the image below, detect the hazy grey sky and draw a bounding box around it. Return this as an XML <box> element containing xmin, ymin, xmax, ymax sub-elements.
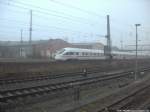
<box><xmin>0</xmin><ymin>0</ymin><xmax>150</xmax><ymax>48</ymax></box>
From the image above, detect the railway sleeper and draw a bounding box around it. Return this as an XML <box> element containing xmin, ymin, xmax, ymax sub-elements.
<box><xmin>0</xmin><ymin>88</ymin><xmax>75</xmax><ymax>111</ymax></box>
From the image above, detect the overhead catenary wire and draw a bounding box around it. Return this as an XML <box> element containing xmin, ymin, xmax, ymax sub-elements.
<box><xmin>49</xmin><ymin>0</ymin><xmax>142</xmax><ymax>29</ymax></box>
<box><xmin>0</xmin><ymin>7</ymin><xmax>29</xmax><ymax>15</ymax></box>
<box><xmin>0</xmin><ymin>17</ymin><xmax>102</xmax><ymax>36</ymax></box>
<box><xmin>1</xmin><ymin>17</ymin><xmax>148</xmax><ymax>44</ymax></box>
<box><xmin>7</xmin><ymin>0</ymin><xmax>96</xmax><ymax>23</ymax></box>
<box><xmin>1</xmin><ymin>0</ymin><xmax>149</xmax><ymax>43</ymax></box>
<box><xmin>11</xmin><ymin>0</ymin><xmax>128</xmax><ymax>30</ymax></box>
<box><xmin>0</xmin><ymin>13</ymin><xmax>148</xmax><ymax>41</ymax></box>
<box><xmin>1</xmin><ymin>0</ymin><xmax>143</xmax><ymax>32</ymax></box>
<box><xmin>0</xmin><ymin>1</ymin><xmax>101</xmax><ymax>27</ymax></box>
<box><xmin>0</xmin><ymin>18</ymin><xmax>28</xmax><ymax>24</ymax></box>
<box><xmin>49</xmin><ymin>0</ymin><xmax>105</xmax><ymax>18</ymax></box>
<box><xmin>0</xmin><ymin>19</ymin><xmax>104</xmax><ymax>39</ymax></box>
<box><xmin>33</xmin><ymin>12</ymin><xmax>97</xmax><ymax>26</ymax></box>
<box><xmin>12</xmin><ymin>0</ymin><xmax>134</xmax><ymax>29</ymax></box>
<box><xmin>3</xmin><ymin>0</ymin><xmax>150</xmax><ymax>31</ymax></box>
<box><xmin>0</xmin><ymin>1</ymin><xmax>106</xmax><ymax>39</ymax></box>
<box><xmin>0</xmin><ymin>10</ymin><xmax>99</xmax><ymax>29</ymax></box>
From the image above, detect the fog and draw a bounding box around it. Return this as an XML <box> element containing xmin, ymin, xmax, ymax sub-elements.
<box><xmin>0</xmin><ymin>0</ymin><xmax>150</xmax><ymax>47</ymax></box>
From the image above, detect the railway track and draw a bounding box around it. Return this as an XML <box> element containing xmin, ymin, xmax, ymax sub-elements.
<box><xmin>99</xmin><ymin>83</ymin><xmax>150</xmax><ymax>112</ymax></box>
<box><xmin>0</xmin><ymin>66</ymin><xmax>149</xmax><ymax>85</ymax></box>
<box><xmin>0</xmin><ymin>59</ymin><xmax>149</xmax><ymax>85</ymax></box>
<box><xmin>0</xmin><ymin>67</ymin><xmax>150</xmax><ymax>111</ymax></box>
<box><xmin>0</xmin><ymin>71</ymin><xmax>82</xmax><ymax>85</ymax></box>
<box><xmin>0</xmin><ymin>68</ymin><xmax>127</xmax><ymax>85</ymax></box>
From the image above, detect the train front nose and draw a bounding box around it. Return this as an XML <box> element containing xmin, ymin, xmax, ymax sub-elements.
<box><xmin>55</xmin><ymin>54</ymin><xmax>63</xmax><ymax>60</ymax></box>
<box><xmin>55</xmin><ymin>55</ymin><xmax>60</xmax><ymax>60</ymax></box>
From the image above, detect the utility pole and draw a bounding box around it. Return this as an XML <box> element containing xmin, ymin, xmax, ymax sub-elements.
<box><xmin>120</xmin><ymin>39</ymin><xmax>123</xmax><ymax>50</ymax></box>
<box><xmin>20</xmin><ymin>29</ymin><xmax>23</xmax><ymax>57</ymax></box>
<box><xmin>21</xmin><ymin>29</ymin><xmax>23</xmax><ymax>43</ymax></box>
<box><xmin>120</xmin><ymin>33</ymin><xmax>124</xmax><ymax>50</ymax></box>
<box><xmin>106</xmin><ymin>15</ymin><xmax>112</xmax><ymax>59</ymax></box>
<box><xmin>135</xmin><ymin>24</ymin><xmax>141</xmax><ymax>80</ymax></box>
<box><xmin>29</xmin><ymin>10</ymin><xmax>32</xmax><ymax>43</ymax></box>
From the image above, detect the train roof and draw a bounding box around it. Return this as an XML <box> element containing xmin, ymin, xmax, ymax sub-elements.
<box><xmin>112</xmin><ymin>51</ymin><xmax>134</xmax><ymax>55</ymax></box>
<box><xmin>59</xmin><ymin>47</ymin><xmax>149</xmax><ymax>56</ymax></box>
<box><xmin>63</xmin><ymin>47</ymin><xmax>104</xmax><ymax>53</ymax></box>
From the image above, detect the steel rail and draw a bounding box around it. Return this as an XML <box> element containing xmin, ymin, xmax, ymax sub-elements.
<box><xmin>99</xmin><ymin>84</ymin><xmax>150</xmax><ymax>112</ymax></box>
<box><xmin>0</xmin><ymin>67</ymin><xmax>150</xmax><ymax>111</ymax></box>
<box><xmin>0</xmin><ymin>71</ymin><xmax>133</xmax><ymax>102</ymax></box>
<box><xmin>0</xmin><ymin>66</ymin><xmax>149</xmax><ymax>85</ymax></box>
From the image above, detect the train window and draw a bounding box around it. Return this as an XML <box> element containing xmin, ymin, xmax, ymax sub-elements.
<box><xmin>69</xmin><ymin>52</ymin><xmax>74</xmax><ymax>55</ymax></box>
<box><xmin>64</xmin><ymin>52</ymin><xmax>74</xmax><ymax>55</ymax></box>
<box><xmin>82</xmin><ymin>52</ymin><xmax>85</xmax><ymax>56</ymax></box>
<box><xmin>113</xmin><ymin>54</ymin><xmax>117</xmax><ymax>56</ymax></box>
<box><xmin>76</xmin><ymin>52</ymin><xmax>79</xmax><ymax>55</ymax></box>
<box><xmin>64</xmin><ymin>52</ymin><xmax>69</xmax><ymax>55</ymax></box>
<box><xmin>85</xmin><ymin>53</ymin><xmax>88</xmax><ymax>56</ymax></box>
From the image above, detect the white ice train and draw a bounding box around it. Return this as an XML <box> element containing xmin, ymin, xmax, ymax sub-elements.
<box><xmin>55</xmin><ymin>47</ymin><xmax>148</xmax><ymax>60</ymax></box>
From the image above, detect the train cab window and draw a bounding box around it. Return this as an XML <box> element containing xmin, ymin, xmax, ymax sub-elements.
<box><xmin>57</xmin><ymin>49</ymin><xmax>65</xmax><ymax>54</ymax></box>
